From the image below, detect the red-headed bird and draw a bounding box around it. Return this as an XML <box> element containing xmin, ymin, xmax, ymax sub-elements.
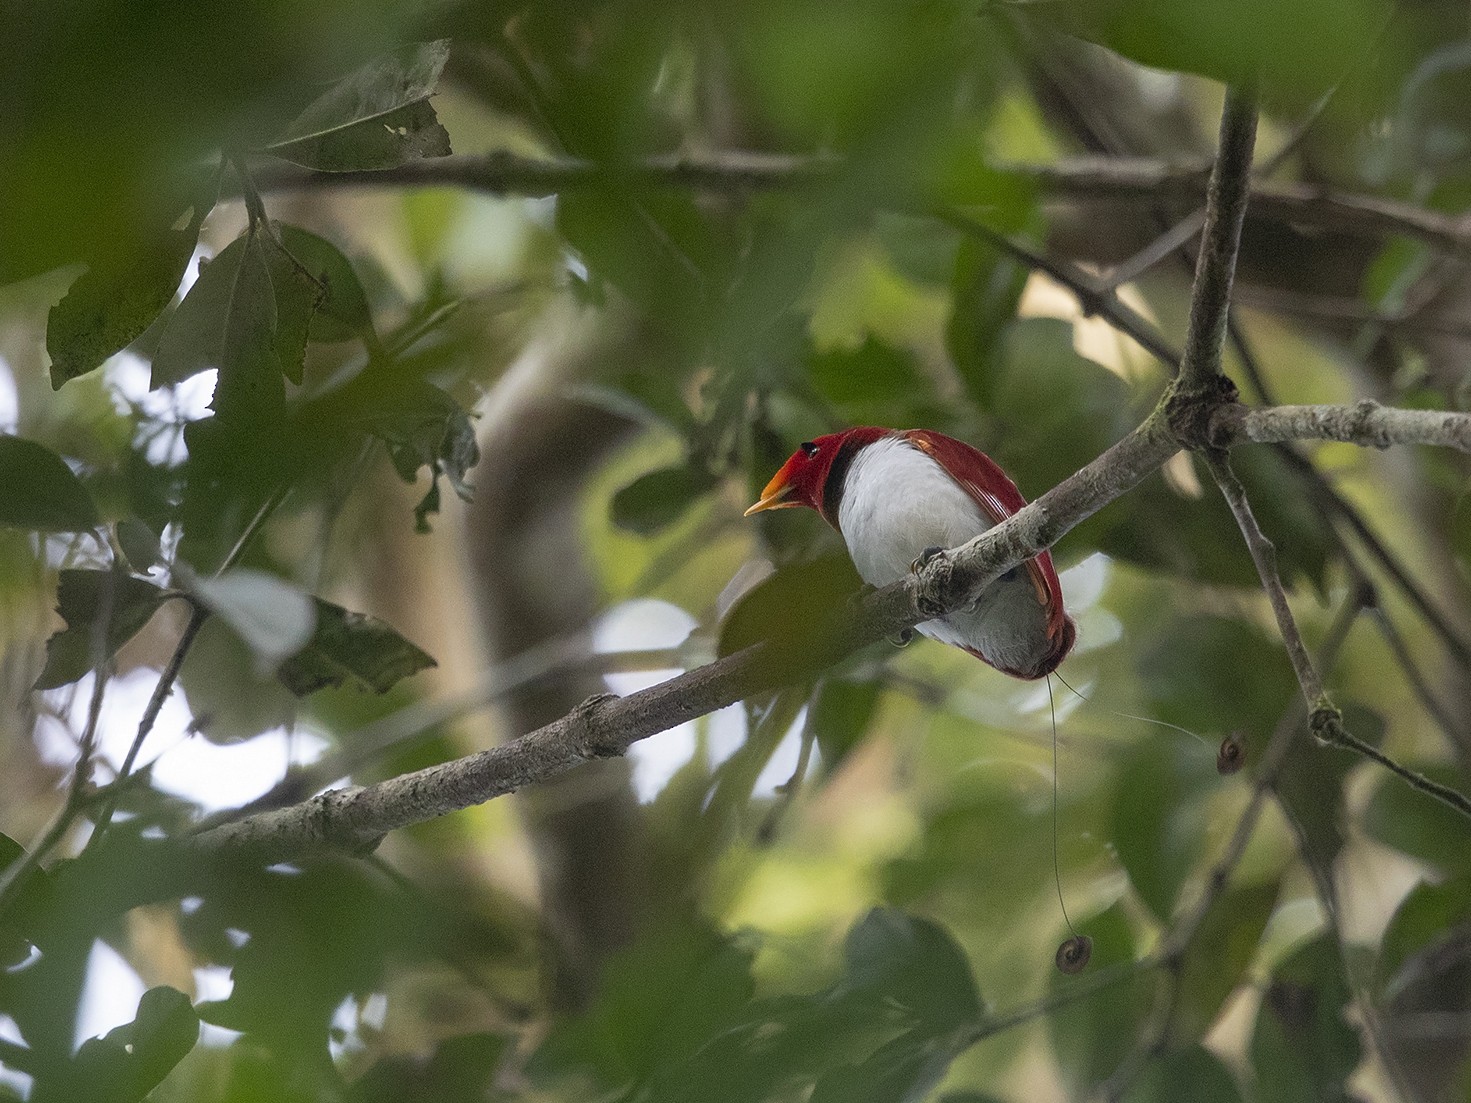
<box><xmin>746</xmin><ymin>427</ymin><xmax>1075</xmax><ymax>679</ymax></box>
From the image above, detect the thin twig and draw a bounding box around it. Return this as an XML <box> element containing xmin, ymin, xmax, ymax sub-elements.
<box><xmin>89</xmin><ymin>603</ymin><xmax>209</xmax><ymax>838</ymax></box>
<box><xmin>1320</xmin><ymin>728</ymin><xmax>1471</xmax><ymax>820</ymax></box>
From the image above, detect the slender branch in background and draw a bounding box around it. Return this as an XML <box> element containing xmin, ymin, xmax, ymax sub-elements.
<box><xmin>1176</xmin><ymin>89</ymin><xmax>1258</xmax><ymax>391</ymax></box>
<box><xmin>1368</xmin><ymin>600</ymin><xmax>1469</xmax><ymax>747</ymax></box>
<box><xmin>1323</xmin><ymin>729</ymin><xmax>1471</xmax><ymax>818</ymax></box>
<box><xmin>245</xmin><ymin>150</ymin><xmax>1471</xmax><ymax>257</ymax></box>
<box><xmin>937</xmin><ymin>209</ymin><xmax>1183</xmax><ymax>367</ymax></box>
<box><xmin>89</xmin><ymin>603</ymin><xmax>209</xmax><ymax>839</ymax></box>
<box><xmin>1098</xmin><ymin>209</ymin><xmax>1205</xmax><ymax>292</ymax></box>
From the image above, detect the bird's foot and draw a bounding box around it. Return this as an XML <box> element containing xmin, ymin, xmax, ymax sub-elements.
<box><xmin>911</xmin><ymin>546</ymin><xmax>945</xmax><ymax>573</ymax></box>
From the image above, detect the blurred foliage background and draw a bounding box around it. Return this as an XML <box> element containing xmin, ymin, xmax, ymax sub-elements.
<box><xmin>3</xmin><ymin>0</ymin><xmax>1471</xmax><ymax>1100</ymax></box>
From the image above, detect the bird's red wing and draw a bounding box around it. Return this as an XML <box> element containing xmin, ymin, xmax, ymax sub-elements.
<box><xmin>901</xmin><ymin>430</ymin><xmax>1071</xmax><ymax>649</ymax></box>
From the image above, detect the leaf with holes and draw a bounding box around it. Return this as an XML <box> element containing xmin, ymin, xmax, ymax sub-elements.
<box><xmin>262</xmin><ymin>41</ymin><xmax>453</xmax><ymax>171</ymax></box>
<box><xmin>277</xmin><ymin>599</ymin><xmax>435</xmax><ymax>696</ymax></box>
<box><xmin>35</xmin><ymin>570</ymin><xmax>169</xmax><ymax>690</ymax></box>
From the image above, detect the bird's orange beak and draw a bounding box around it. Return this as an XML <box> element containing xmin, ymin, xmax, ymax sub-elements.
<box><xmin>744</xmin><ymin>471</ymin><xmax>800</xmax><ymax>516</ymax></box>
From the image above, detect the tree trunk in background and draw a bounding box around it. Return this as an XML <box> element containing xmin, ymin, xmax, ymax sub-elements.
<box><xmin>464</xmin><ymin>307</ymin><xmax>650</xmax><ymax>1008</ymax></box>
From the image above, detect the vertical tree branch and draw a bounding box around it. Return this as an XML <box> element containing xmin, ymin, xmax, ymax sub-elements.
<box><xmin>1176</xmin><ymin>89</ymin><xmax>1258</xmax><ymax>391</ymax></box>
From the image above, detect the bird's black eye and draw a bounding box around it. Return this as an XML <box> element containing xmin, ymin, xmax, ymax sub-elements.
<box><xmin>800</xmin><ymin>441</ymin><xmax>819</xmax><ymax>457</ymax></box>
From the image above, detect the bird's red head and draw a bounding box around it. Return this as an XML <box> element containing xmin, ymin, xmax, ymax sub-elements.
<box><xmin>744</xmin><ymin>427</ymin><xmax>889</xmax><ymax>520</ymax></box>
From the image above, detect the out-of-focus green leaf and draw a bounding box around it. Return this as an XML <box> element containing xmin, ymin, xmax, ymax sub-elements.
<box><xmin>188</xmin><ymin>568</ymin><xmax>315</xmax><ymax>668</ymax></box>
<box><xmin>807</xmin><ymin>678</ymin><xmax>882</xmax><ymax>774</ymax></box>
<box><xmin>1248</xmin><ymin>935</ymin><xmax>1360</xmax><ymax>1103</ymax></box>
<box><xmin>114</xmin><ymin>519</ymin><xmax>161</xmax><ymax>574</ymax></box>
<box><xmin>1377</xmin><ymin>876</ymin><xmax>1471</xmax><ymax>995</ymax></box>
<box><xmin>275</xmin><ymin>224</ymin><xmax>375</xmax><ymax>344</ymax></box>
<box><xmin>1048</xmin><ymin>902</ymin><xmax>1158</xmax><ymax>1098</ymax></box>
<box><xmin>1121</xmin><ymin>1045</ymin><xmax>1242</xmax><ymax>1103</ymax></box>
<box><xmin>1377</xmin><ymin>920</ymin><xmax>1471</xmax><ymax>1103</ymax></box>
<box><xmin>1032</xmin><ymin>0</ymin><xmax>1391</xmax><ymax>100</ymax></box>
<box><xmin>1111</xmin><ymin>735</ymin><xmax>1219</xmax><ymax>922</ymax></box>
<box><xmin>43</xmin><ymin>986</ymin><xmax>199</xmax><ymax>1103</ymax></box>
<box><xmin>262</xmin><ymin>41</ymin><xmax>452</xmax><ymax>171</ymax></box>
<box><xmin>1363</xmin><ymin>763</ymin><xmax>1471</xmax><ymax>875</ymax></box>
<box><xmin>1139</xmin><ymin>615</ymin><xmax>1296</xmax><ymax>744</ymax></box>
<box><xmin>717</xmin><ymin>553</ymin><xmax>863</xmax><ymax>660</ymax></box>
<box><xmin>277</xmin><ymin>598</ymin><xmax>435</xmax><ymax>696</ymax></box>
<box><xmin>0</xmin><ymin>435</ymin><xmax>99</xmax><ymax>532</ymax></box>
<box><xmin>1172</xmin><ymin>878</ymin><xmax>1280</xmax><ymax>1044</ymax></box>
<box><xmin>874</xmin><ymin>212</ymin><xmax>960</xmax><ymax>287</ymax></box>
<box><xmin>350</xmin><ymin>1033</ymin><xmax>507</xmax><ymax>1103</ymax></box>
<box><xmin>611</xmin><ymin>465</ymin><xmax>718</xmax><ymax>536</ymax></box>
<box><xmin>807</xmin><ymin>337</ymin><xmax>935</xmax><ymax>428</ymax></box>
<box><xmin>946</xmin><ymin>237</ymin><xmax>1031</xmax><ymax>409</ymax></box>
<box><xmin>35</xmin><ymin>569</ymin><xmax>168</xmax><ymax>690</ymax></box>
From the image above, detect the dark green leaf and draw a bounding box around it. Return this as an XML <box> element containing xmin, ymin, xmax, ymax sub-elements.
<box><xmin>806</xmin><ymin>678</ymin><xmax>882</xmax><ymax>774</ymax></box>
<box><xmin>837</xmin><ymin>908</ymin><xmax>980</xmax><ymax>1031</ymax></box>
<box><xmin>1377</xmin><ymin>876</ymin><xmax>1471</xmax><ymax>994</ymax></box>
<box><xmin>1377</xmin><ymin>920</ymin><xmax>1471</xmax><ymax>1103</ymax></box>
<box><xmin>263</xmin><ymin>41</ymin><xmax>452</xmax><ymax>171</ymax></box>
<box><xmin>59</xmin><ymin>986</ymin><xmax>198</xmax><ymax>1103</ymax></box>
<box><xmin>275</xmin><ymin>224</ymin><xmax>374</xmax><ymax>343</ymax></box>
<box><xmin>610</xmin><ymin>465</ymin><xmax>718</xmax><ymax>536</ymax></box>
<box><xmin>152</xmin><ymin>233</ymin><xmax>285</xmax><ymax>425</ymax></box>
<box><xmin>1140</xmin><ymin>615</ymin><xmax>1297</xmax><ymax>740</ymax></box>
<box><xmin>809</xmin><ymin>1030</ymin><xmax>961</xmax><ymax>1103</ymax></box>
<box><xmin>260</xmin><ymin>234</ymin><xmax>324</xmax><ymax>385</ymax></box>
<box><xmin>277</xmin><ymin>598</ymin><xmax>436</xmax><ymax>696</ymax></box>
<box><xmin>46</xmin><ymin>171</ymin><xmax>216</xmax><ymax>387</ymax></box>
<box><xmin>1112</xmin><ymin>735</ymin><xmax>1219</xmax><ymax>922</ymax></box>
<box><xmin>1121</xmin><ymin>1045</ymin><xmax>1242</xmax><ymax>1103</ymax></box>
<box><xmin>1171</xmin><ymin>878</ymin><xmax>1280</xmax><ymax>1043</ymax></box>
<box><xmin>807</xmin><ymin>337</ymin><xmax>936</xmax><ymax>428</ymax></box>
<box><xmin>945</xmin><ymin>237</ymin><xmax>1030</xmax><ymax>409</ymax></box>
<box><xmin>0</xmin><ymin>436</ymin><xmax>98</xmax><ymax>532</ymax></box>
<box><xmin>373</xmin><ymin>380</ymin><xmax>479</xmax><ymax>532</ymax></box>
<box><xmin>1363</xmin><ymin>763</ymin><xmax>1471</xmax><ymax>875</ymax></box>
<box><xmin>114</xmin><ymin>519</ymin><xmax>161</xmax><ymax>574</ymax></box>
<box><xmin>351</xmin><ymin>1033</ymin><xmax>507</xmax><ymax>1103</ymax></box>
<box><xmin>717</xmin><ymin>553</ymin><xmax>863</xmax><ymax>660</ymax></box>
<box><xmin>35</xmin><ymin>569</ymin><xmax>168</xmax><ymax>690</ymax></box>
<box><xmin>1249</xmin><ymin>935</ymin><xmax>1360</xmax><ymax>1103</ymax></box>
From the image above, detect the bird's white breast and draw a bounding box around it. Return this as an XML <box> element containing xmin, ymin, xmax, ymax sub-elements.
<box><xmin>834</xmin><ymin>435</ymin><xmax>1053</xmax><ymax>674</ymax></box>
<box><xmin>836</xmin><ymin>436</ymin><xmax>991</xmax><ymax>584</ymax></box>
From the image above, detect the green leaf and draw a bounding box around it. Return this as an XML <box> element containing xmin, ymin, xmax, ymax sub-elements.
<box><xmin>35</xmin><ymin>569</ymin><xmax>169</xmax><ymax>690</ymax></box>
<box><xmin>263</xmin><ymin>41</ymin><xmax>453</xmax><ymax>171</ymax></box>
<box><xmin>259</xmin><ymin>234</ymin><xmax>324</xmax><ymax>386</ymax></box>
<box><xmin>610</xmin><ymin>465</ymin><xmax>718</xmax><ymax>537</ymax></box>
<box><xmin>1111</xmin><ymin>735</ymin><xmax>1219</xmax><ymax>923</ymax></box>
<box><xmin>277</xmin><ymin>598</ymin><xmax>435</xmax><ymax>696</ymax></box>
<box><xmin>806</xmin><ymin>678</ymin><xmax>881</xmax><ymax>775</ymax></box>
<box><xmin>151</xmin><ymin>234</ymin><xmax>285</xmax><ymax>425</ymax></box>
<box><xmin>59</xmin><ymin>986</ymin><xmax>198</xmax><ymax>1103</ymax></box>
<box><xmin>1249</xmin><ymin>935</ymin><xmax>1360</xmax><ymax>1103</ymax></box>
<box><xmin>373</xmin><ymin>380</ymin><xmax>479</xmax><ymax>533</ymax></box>
<box><xmin>1377</xmin><ymin>876</ymin><xmax>1471</xmax><ymax>996</ymax></box>
<box><xmin>945</xmin><ymin>237</ymin><xmax>1030</xmax><ymax>409</ymax></box>
<box><xmin>1171</xmin><ymin>878</ymin><xmax>1280</xmax><ymax>1044</ymax></box>
<box><xmin>717</xmin><ymin>553</ymin><xmax>863</xmax><ymax>660</ymax></box>
<box><xmin>114</xmin><ymin>519</ymin><xmax>161</xmax><ymax>574</ymax></box>
<box><xmin>1363</xmin><ymin>762</ymin><xmax>1471</xmax><ymax>875</ymax></box>
<box><xmin>0</xmin><ymin>436</ymin><xmax>99</xmax><ymax>532</ymax></box>
<box><xmin>275</xmin><ymin>224</ymin><xmax>375</xmax><ymax>343</ymax></box>
<box><xmin>188</xmin><ymin>569</ymin><xmax>316</xmax><ymax>668</ymax></box>
<box><xmin>1121</xmin><ymin>1045</ymin><xmax>1242</xmax><ymax>1103</ymax></box>
<box><xmin>45</xmin><ymin>171</ymin><xmax>215</xmax><ymax>388</ymax></box>
<box><xmin>807</xmin><ymin>337</ymin><xmax>935</xmax><ymax>428</ymax></box>
<box><xmin>837</xmin><ymin>908</ymin><xmax>980</xmax><ymax>1031</ymax></box>
<box><xmin>1048</xmin><ymin>903</ymin><xmax>1159</xmax><ymax>1097</ymax></box>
